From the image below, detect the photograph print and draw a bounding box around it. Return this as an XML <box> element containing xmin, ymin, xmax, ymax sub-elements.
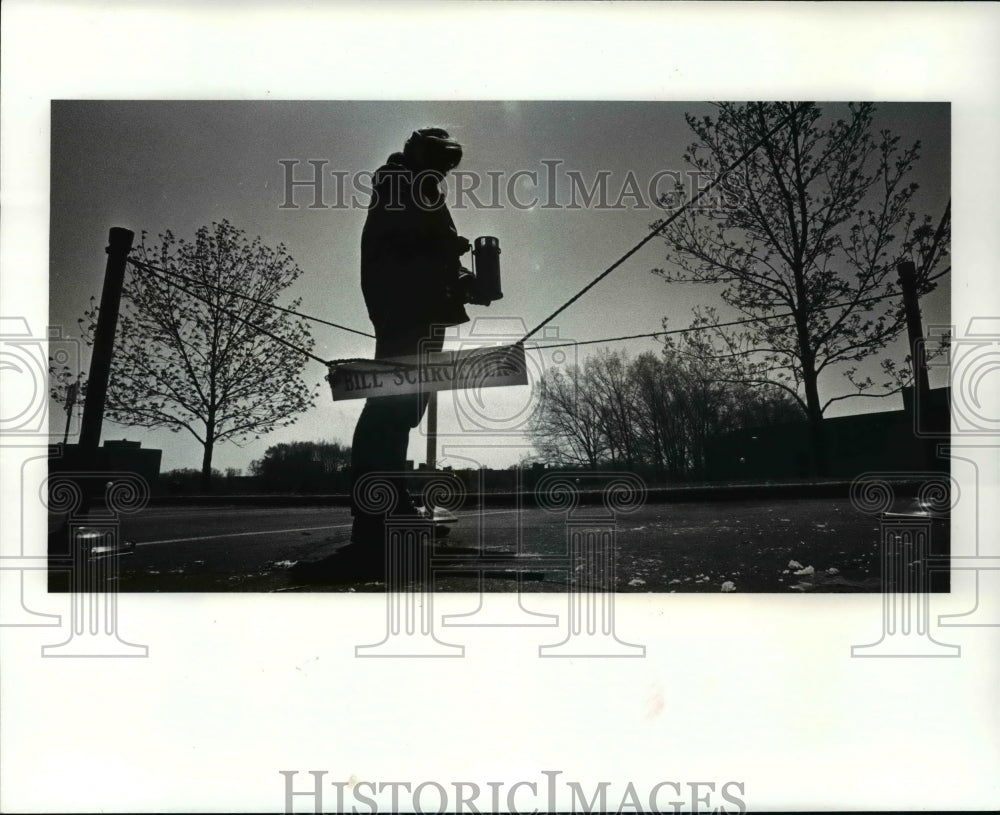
<box><xmin>47</xmin><ymin>100</ymin><xmax>952</xmax><ymax>596</ymax></box>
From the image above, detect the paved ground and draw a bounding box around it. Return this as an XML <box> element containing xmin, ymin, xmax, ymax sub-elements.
<box><xmin>55</xmin><ymin>497</ymin><xmax>950</xmax><ymax>593</ymax></box>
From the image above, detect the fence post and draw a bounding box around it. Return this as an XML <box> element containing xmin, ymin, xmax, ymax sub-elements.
<box><xmin>897</xmin><ymin>259</ymin><xmax>936</xmax><ymax>470</ymax></box>
<box><xmin>896</xmin><ymin>259</ymin><xmax>931</xmax><ymax>401</ymax></box>
<box><xmin>78</xmin><ymin>228</ymin><xmax>134</xmax><ymax>454</ymax></box>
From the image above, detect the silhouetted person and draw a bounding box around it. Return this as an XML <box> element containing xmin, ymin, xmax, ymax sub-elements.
<box><xmin>311</xmin><ymin>128</ymin><xmax>488</xmax><ymax>579</ymax></box>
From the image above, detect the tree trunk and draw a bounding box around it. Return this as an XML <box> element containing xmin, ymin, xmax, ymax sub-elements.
<box><xmin>792</xmin><ymin>277</ymin><xmax>829</xmax><ymax>477</ymax></box>
<box><xmin>800</xmin><ymin>357</ymin><xmax>828</xmax><ymax>477</ymax></box>
<box><xmin>201</xmin><ymin>428</ymin><xmax>215</xmax><ymax>493</ymax></box>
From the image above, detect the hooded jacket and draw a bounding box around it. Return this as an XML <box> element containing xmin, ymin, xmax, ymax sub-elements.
<box><xmin>360</xmin><ymin>154</ymin><xmax>471</xmax><ymax>337</ymax></box>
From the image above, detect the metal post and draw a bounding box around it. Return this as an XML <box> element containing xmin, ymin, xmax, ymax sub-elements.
<box><xmin>79</xmin><ymin>228</ymin><xmax>134</xmax><ymax>454</ymax></box>
<box><xmin>897</xmin><ymin>260</ymin><xmax>931</xmax><ymax>406</ymax></box>
<box><xmin>425</xmin><ymin>391</ymin><xmax>438</xmax><ymax>471</ymax></box>
<box><xmin>897</xmin><ymin>259</ymin><xmax>936</xmax><ymax>469</ymax></box>
<box><xmin>62</xmin><ymin>380</ymin><xmax>78</xmax><ymax>445</ymax></box>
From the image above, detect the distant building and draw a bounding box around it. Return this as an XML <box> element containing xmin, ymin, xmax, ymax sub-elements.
<box><xmin>100</xmin><ymin>439</ymin><xmax>162</xmax><ymax>488</ymax></box>
<box><xmin>49</xmin><ymin>439</ymin><xmax>162</xmax><ymax>496</ymax></box>
<box><xmin>705</xmin><ymin>387</ymin><xmax>949</xmax><ymax>481</ymax></box>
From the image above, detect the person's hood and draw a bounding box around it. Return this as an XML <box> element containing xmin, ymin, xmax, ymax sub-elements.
<box><xmin>372</xmin><ymin>151</ymin><xmax>445</xmax><ymax>206</ymax></box>
<box><xmin>372</xmin><ymin>152</ymin><xmax>409</xmax><ymax>187</ymax></box>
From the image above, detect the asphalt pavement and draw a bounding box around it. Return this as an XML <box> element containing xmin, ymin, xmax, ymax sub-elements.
<box><xmin>77</xmin><ymin>497</ymin><xmax>950</xmax><ymax>593</ymax></box>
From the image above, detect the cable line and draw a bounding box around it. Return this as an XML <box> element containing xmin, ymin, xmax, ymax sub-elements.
<box><xmin>133</xmin><ymin>260</ymin><xmax>330</xmax><ymax>365</ymax></box>
<box><xmin>127</xmin><ymin>258</ymin><xmax>435</xmax><ymax>371</ymax></box>
<box><xmin>533</xmin><ymin>290</ymin><xmax>903</xmax><ymax>352</ymax></box>
<box><xmin>132</xmin><ymin>253</ymin><xmax>930</xmax><ymax>372</ymax></box>
<box><xmin>515</xmin><ymin>108</ymin><xmax>800</xmax><ymax>345</ymax></box>
<box><xmin>123</xmin><ymin>152</ymin><xmax>948</xmax><ymax>373</ymax></box>
<box><xmin>127</xmin><ymin>257</ymin><xmax>375</xmax><ymax>339</ymax></box>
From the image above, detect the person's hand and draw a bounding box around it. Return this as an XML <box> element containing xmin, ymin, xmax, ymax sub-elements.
<box><xmin>454</xmin><ymin>236</ymin><xmax>472</xmax><ymax>256</ymax></box>
<box><xmin>458</xmin><ymin>266</ymin><xmax>489</xmax><ymax>306</ymax></box>
<box><xmin>458</xmin><ymin>269</ymin><xmax>492</xmax><ymax>306</ymax></box>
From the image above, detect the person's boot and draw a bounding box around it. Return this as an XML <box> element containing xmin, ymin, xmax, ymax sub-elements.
<box><xmin>393</xmin><ymin>497</ymin><xmax>451</xmax><ymax>538</ymax></box>
<box><xmin>287</xmin><ymin>541</ymin><xmax>385</xmax><ymax>583</ymax></box>
<box><xmin>286</xmin><ymin>515</ymin><xmax>386</xmax><ymax>583</ymax></box>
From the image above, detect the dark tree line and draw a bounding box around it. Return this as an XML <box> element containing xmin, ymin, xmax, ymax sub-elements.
<box><xmin>529</xmin><ymin>344</ymin><xmax>802</xmax><ymax>481</ymax></box>
<box><xmin>249</xmin><ymin>440</ymin><xmax>352</xmax><ymax>493</ymax></box>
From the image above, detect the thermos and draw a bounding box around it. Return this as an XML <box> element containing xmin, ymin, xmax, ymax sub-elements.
<box><xmin>472</xmin><ymin>236</ymin><xmax>503</xmax><ymax>303</ymax></box>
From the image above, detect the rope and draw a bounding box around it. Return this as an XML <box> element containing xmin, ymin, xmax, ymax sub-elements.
<box><xmin>127</xmin><ymin>257</ymin><xmax>429</xmax><ymax>371</ymax></box>
<box><xmin>325</xmin><ymin>357</ymin><xmax>421</xmax><ymax>370</ymax></box>
<box><xmin>129</xmin><ymin>259</ymin><xmax>459</xmax><ymax>372</ymax></box>
<box><xmin>515</xmin><ymin>108</ymin><xmax>800</xmax><ymax>345</ymax></box>
<box><xmin>132</xmin><ymin>254</ymin><xmax>938</xmax><ymax>373</ymax></box>
<box><xmin>127</xmin><ymin>257</ymin><xmax>375</xmax><ymax>338</ymax></box>
<box><xmin>123</xmin><ymin>127</ymin><xmax>948</xmax><ymax>374</ymax></box>
<box><xmin>132</xmin><ymin>260</ymin><xmax>331</xmax><ymax>365</ymax></box>
<box><xmin>532</xmin><ymin>289</ymin><xmax>904</xmax><ymax>352</ymax></box>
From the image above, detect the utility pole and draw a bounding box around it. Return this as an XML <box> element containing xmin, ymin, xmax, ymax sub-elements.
<box><xmin>896</xmin><ymin>259</ymin><xmax>931</xmax><ymax>408</ymax></box>
<box><xmin>62</xmin><ymin>379</ymin><xmax>78</xmax><ymax>445</ymax></box>
<box><xmin>78</xmin><ymin>228</ymin><xmax>134</xmax><ymax>456</ymax></box>
<box><xmin>896</xmin><ymin>259</ymin><xmax>936</xmax><ymax>469</ymax></box>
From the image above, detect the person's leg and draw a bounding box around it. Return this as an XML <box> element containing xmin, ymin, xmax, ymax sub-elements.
<box><xmin>350</xmin><ymin>399</ymin><xmax>383</xmax><ymax>516</ymax></box>
<box><xmin>378</xmin><ymin>326</ymin><xmax>445</xmax><ymax>513</ymax></box>
<box><xmin>289</xmin><ymin>399</ymin><xmax>394</xmax><ymax>578</ymax></box>
<box><xmin>350</xmin><ymin>327</ymin><xmax>446</xmax><ymax>530</ymax></box>
<box><xmin>293</xmin><ymin>331</ymin><xmax>445</xmax><ymax>579</ymax></box>
<box><xmin>382</xmin><ymin>393</ymin><xmax>422</xmax><ymax>515</ymax></box>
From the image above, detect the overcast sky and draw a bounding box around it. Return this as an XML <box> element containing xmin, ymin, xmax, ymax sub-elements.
<box><xmin>49</xmin><ymin>101</ymin><xmax>950</xmax><ymax>472</ymax></box>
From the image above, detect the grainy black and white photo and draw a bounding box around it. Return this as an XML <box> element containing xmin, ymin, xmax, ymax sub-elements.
<box><xmin>3</xmin><ymin>3</ymin><xmax>998</xmax><ymax>814</ymax></box>
<box><xmin>47</xmin><ymin>100</ymin><xmax>952</xmax><ymax>596</ymax></box>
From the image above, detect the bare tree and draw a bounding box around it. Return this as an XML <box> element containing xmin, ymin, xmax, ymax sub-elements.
<box><xmin>629</xmin><ymin>352</ymin><xmax>676</xmax><ymax>478</ymax></box>
<box><xmin>586</xmin><ymin>350</ymin><xmax>642</xmax><ymax>468</ymax></box>
<box><xmin>654</xmin><ymin>102</ymin><xmax>949</xmax><ymax>473</ymax></box>
<box><xmin>530</xmin><ymin>365</ymin><xmax>607</xmax><ymax>469</ymax></box>
<box><xmin>81</xmin><ymin>220</ymin><xmax>317</xmax><ymax>491</ymax></box>
<box><xmin>531</xmin><ymin>346</ymin><xmax>801</xmax><ymax>479</ymax></box>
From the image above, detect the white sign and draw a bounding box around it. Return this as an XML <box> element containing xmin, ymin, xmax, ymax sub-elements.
<box><xmin>327</xmin><ymin>343</ymin><xmax>527</xmax><ymax>401</ymax></box>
